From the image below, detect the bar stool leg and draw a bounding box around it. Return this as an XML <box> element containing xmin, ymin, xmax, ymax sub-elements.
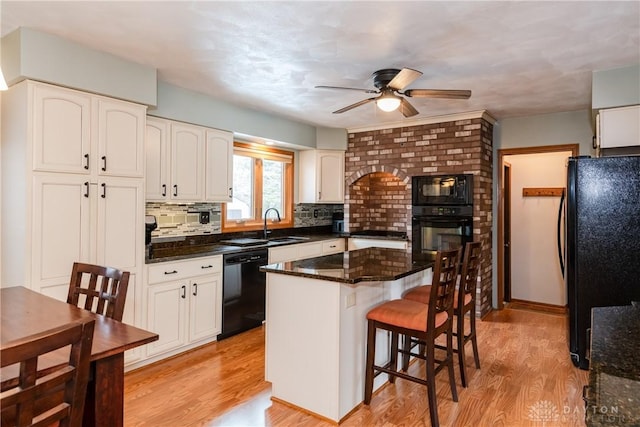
<box><xmin>447</xmin><ymin>326</ymin><xmax>459</xmax><ymax>402</ymax></box>
<box><xmin>389</xmin><ymin>331</ymin><xmax>398</xmax><ymax>384</ymax></box>
<box><xmin>364</xmin><ymin>319</ymin><xmax>376</xmax><ymax>404</ymax></box>
<box><xmin>470</xmin><ymin>311</ymin><xmax>481</xmax><ymax>369</ymax></box>
<box><xmin>457</xmin><ymin>312</ymin><xmax>469</xmax><ymax>387</ymax></box>
<box><xmin>401</xmin><ymin>334</ymin><xmax>411</xmax><ymax>372</ymax></box>
<box><xmin>425</xmin><ymin>337</ymin><xmax>439</xmax><ymax>427</ymax></box>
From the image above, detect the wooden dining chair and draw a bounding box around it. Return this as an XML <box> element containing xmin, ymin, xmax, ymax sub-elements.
<box><xmin>67</xmin><ymin>262</ymin><xmax>130</xmax><ymax>321</ymax></box>
<box><xmin>403</xmin><ymin>241</ymin><xmax>483</xmax><ymax>387</ymax></box>
<box><xmin>1</xmin><ymin>320</ymin><xmax>95</xmax><ymax>427</ymax></box>
<box><xmin>364</xmin><ymin>248</ymin><xmax>460</xmax><ymax>427</ymax></box>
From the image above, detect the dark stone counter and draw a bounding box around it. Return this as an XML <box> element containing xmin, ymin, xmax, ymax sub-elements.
<box><xmin>586</xmin><ymin>305</ymin><xmax>640</xmax><ymax>426</ymax></box>
<box><xmin>146</xmin><ymin>232</ymin><xmax>341</xmax><ymax>264</ymax></box>
<box><xmin>260</xmin><ymin>247</ymin><xmax>433</xmax><ymax>284</ymax></box>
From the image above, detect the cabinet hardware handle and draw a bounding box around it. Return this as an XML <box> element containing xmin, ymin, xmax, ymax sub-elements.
<box><xmin>173</xmin><ymin>185</ymin><xmax>178</xmax><ymax>197</ymax></box>
<box><xmin>181</xmin><ymin>285</ymin><xmax>186</xmax><ymax>299</ymax></box>
<box><xmin>329</xmin><ymin>245</ymin><xmax>336</xmax><ymax>248</ymax></box>
<box><xmin>84</xmin><ymin>182</ymin><xmax>89</xmax><ymax>198</ymax></box>
<box><xmin>101</xmin><ymin>156</ymin><xmax>107</xmax><ymax>171</ymax></box>
<box><xmin>164</xmin><ymin>270</ymin><xmax>178</xmax><ymax>275</ymax></box>
<box><xmin>101</xmin><ymin>183</ymin><xmax>106</xmax><ymax>198</ymax></box>
<box><xmin>192</xmin><ymin>283</ymin><xmax>198</xmax><ymax>296</ymax></box>
<box><xmin>201</xmin><ymin>265</ymin><xmax>213</xmax><ymax>269</ymax></box>
<box><xmin>84</xmin><ymin>154</ymin><xmax>90</xmax><ymax>170</ymax></box>
<box><xmin>318</xmin><ymin>191</ymin><xmax>322</xmax><ymax>200</ymax></box>
<box><xmin>229</xmin><ymin>187</ymin><xmax>233</xmax><ymax>198</ymax></box>
<box><xmin>162</xmin><ymin>184</ymin><xmax>167</xmax><ymax>197</ymax></box>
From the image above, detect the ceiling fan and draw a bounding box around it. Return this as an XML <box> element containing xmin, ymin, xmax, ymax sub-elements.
<box><xmin>316</xmin><ymin>68</ymin><xmax>471</xmax><ymax>118</ymax></box>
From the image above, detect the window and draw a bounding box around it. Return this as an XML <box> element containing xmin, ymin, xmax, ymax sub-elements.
<box><xmin>222</xmin><ymin>142</ymin><xmax>294</xmax><ymax>232</ymax></box>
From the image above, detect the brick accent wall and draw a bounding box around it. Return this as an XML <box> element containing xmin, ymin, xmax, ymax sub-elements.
<box><xmin>346</xmin><ymin>116</ymin><xmax>493</xmax><ymax>317</ymax></box>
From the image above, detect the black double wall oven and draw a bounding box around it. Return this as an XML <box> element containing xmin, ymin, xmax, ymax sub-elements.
<box><xmin>412</xmin><ymin>174</ymin><xmax>474</xmax><ymax>262</ymax></box>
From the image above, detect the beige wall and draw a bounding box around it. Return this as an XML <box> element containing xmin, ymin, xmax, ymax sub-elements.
<box><xmin>504</xmin><ymin>151</ymin><xmax>572</xmax><ymax>306</ymax></box>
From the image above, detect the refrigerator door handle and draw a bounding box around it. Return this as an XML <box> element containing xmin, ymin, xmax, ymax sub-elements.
<box><xmin>557</xmin><ymin>188</ymin><xmax>565</xmax><ymax>278</ymax></box>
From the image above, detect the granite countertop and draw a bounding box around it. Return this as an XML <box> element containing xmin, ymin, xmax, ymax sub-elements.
<box><xmin>146</xmin><ymin>233</ymin><xmax>342</xmax><ymax>264</ymax></box>
<box><xmin>586</xmin><ymin>304</ymin><xmax>640</xmax><ymax>426</ymax></box>
<box><xmin>342</xmin><ymin>230</ymin><xmax>409</xmax><ymax>240</ymax></box>
<box><xmin>260</xmin><ymin>247</ymin><xmax>433</xmax><ymax>284</ymax></box>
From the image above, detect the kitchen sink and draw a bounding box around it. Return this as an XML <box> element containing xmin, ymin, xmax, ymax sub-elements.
<box><xmin>268</xmin><ymin>236</ymin><xmax>311</xmax><ymax>243</ymax></box>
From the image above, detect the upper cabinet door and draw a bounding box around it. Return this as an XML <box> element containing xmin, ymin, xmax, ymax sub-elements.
<box><xmin>204</xmin><ymin>129</ymin><xmax>233</xmax><ymax>202</ymax></box>
<box><xmin>317</xmin><ymin>151</ymin><xmax>344</xmax><ymax>203</ymax></box>
<box><xmin>145</xmin><ymin>118</ymin><xmax>170</xmax><ymax>201</ymax></box>
<box><xmin>171</xmin><ymin>122</ymin><xmax>205</xmax><ymax>201</ymax></box>
<box><xmin>32</xmin><ymin>84</ymin><xmax>92</xmax><ymax>174</ymax></box>
<box><xmin>96</xmin><ymin>98</ymin><xmax>146</xmax><ymax>177</ymax></box>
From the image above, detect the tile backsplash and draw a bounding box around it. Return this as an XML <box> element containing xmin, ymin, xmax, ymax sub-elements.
<box><xmin>146</xmin><ymin>202</ymin><xmax>343</xmax><ymax>238</ymax></box>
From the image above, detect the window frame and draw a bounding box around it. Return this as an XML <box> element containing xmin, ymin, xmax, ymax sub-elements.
<box><xmin>221</xmin><ymin>142</ymin><xmax>294</xmax><ymax>233</ymax></box>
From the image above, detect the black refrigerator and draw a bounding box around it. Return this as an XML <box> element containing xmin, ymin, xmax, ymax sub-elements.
<box><xmin>566</xmin><ymin>155</ymin><xmax>640</xmax><ymax>370</ymax></box>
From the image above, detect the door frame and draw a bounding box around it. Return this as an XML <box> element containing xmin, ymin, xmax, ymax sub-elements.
<box><xmin>496</xmin><ymin>144</ymin><xmax>579</xmax><ymax>310</ymax></box>
<box><xmin>503</xmin><ymin>161</ymin><xmax>512</xmax><ymax>303</ymax></box>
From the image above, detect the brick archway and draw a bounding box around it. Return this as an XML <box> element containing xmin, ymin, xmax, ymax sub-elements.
<box><xmin>344</xmin><ymin>165</ymin><xmax>411</xmax><ymax>235</ymax></box>
<box><xmin>345</xmin><ymin>165</ymin><xmax>410</xmax><ymax>187</ymax></box>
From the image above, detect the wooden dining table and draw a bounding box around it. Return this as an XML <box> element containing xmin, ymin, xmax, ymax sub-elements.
<box><xmin>1</xmin><ymin>286</ymin><xmax>158</xmax><ymax>427</ymax></box>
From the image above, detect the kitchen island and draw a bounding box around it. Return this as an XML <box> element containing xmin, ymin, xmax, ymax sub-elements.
<box><xmin>261</xmin><ymin>247</ymin><xmax>433</xmax><ymax>423</ymax></box>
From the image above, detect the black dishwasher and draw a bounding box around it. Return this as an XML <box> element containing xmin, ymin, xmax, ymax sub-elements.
<box><xmin>218</xmin><ymin>249</ymin><xmax>268</xmax><ymax>340</ymax></box>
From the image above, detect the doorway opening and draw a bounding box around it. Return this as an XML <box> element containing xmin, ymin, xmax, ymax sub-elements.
<box><xmin>497</xmin><ymin>144</ymin><xmax>579</xmax><ymax>310</ymax></box>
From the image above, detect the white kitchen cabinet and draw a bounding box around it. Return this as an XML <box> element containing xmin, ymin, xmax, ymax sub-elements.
<box><xmin>171</xmin><ymin>122</ymin><xmax>205</xmax><ymax>201</ymax></box>
<box><xmin>348</xmin><ymin>238</ymin><xmax>408</xmax><ymax>251</ymax></box>
<box><xmin>145</xmin><ymin>118</ymin><xmax>233</xmax><ymax>202</ymax></box>
<box><xmin>205</xmin><ymin>128</ymin><xmax>234</xmax><ymax>202</ymax></box>
<box><xmin>145</xmin><ymin>117</ymin><xmax>170</xmax><ymax>200</ymax></box>
<box><xmin>32</xmin><ymin>82</ymin><xmax>145</xmax><ymax>177</ymax></box>
<box><xmin>145</xmin><ymin>256</ymin><xmax>222</xmax><ymax>359</ymax></box>
<box><xmin>1</xmin><ymin>81</ymin><xmax>146</xmax><ymax>358</ymax></box>
<box><xmin>299</xmin><ymin>150</ymin><xmax>345</xmax><ymax>203</ymax></box>
<box><xmin>32</xmin><ymin>83</ymin><xmax>92</xmax><ymax>174</ymax></box>
<box><xmin>95</xmin><ymin>97</ymin><xmax>145</xmax><ymax>177</ymax></box>
<box><xmin>597</xmin><ymin>105</ymin><xmax>640</xmax><ymax>149</ymax></box>
<box><xmin>30</xmin><ymin>176</ymin><xmax>144</xmax><ymax>298</ymax></box>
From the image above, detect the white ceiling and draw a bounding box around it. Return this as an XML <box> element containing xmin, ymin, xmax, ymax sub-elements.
<box><xmin>2</xmin><ymin>1</ymin><xmax>639</xmax><ymax>130</ymax></box>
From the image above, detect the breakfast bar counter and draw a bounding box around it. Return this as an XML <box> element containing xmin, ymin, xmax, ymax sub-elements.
<box><xmin>261</xmin><ymin>248</ymin><xmax>433</xmax><ymax>423</ymax></box>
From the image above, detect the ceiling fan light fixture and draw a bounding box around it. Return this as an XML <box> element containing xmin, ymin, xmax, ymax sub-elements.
<box><xmin>376</xmin><ymin>94</ymin><xmax>401</xmax><ymax>112</ymax></box>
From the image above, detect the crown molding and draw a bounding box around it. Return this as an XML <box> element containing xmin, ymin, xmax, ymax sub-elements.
<box><xmin>346</xmin><ymin>110</ymin><xmax>496</xmax><ymax>134</ymax></box>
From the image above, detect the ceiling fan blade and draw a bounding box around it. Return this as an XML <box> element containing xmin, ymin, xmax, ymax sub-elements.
<box><xmin>403</xmin><ymin>89</ymin><xmax>472</xmax><ymax>99</ymax></box>
<box><xmin>387</xmin><ymin>68</ymin><xmax>423</xmax><ymax>91</ymax></box>
<box><xmin>316</xmin><ymin>85</ymin><xmax>378</xmax><ymax>94</ymax></box>
<box><xmin>333</xmin><ymin>97</ymin><xmax>377</xmax><ymax>114</ymax></box>
<box><xmin>399</xmin><ymin>98</ymin><xmax>419</xmax><ymax>117</ymax></box>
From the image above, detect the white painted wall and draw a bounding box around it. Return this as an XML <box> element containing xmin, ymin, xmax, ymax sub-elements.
<box><xmin>504</xmin><ymin>151</ymin><xmax>572</xmax><ymax>306</ymax></box>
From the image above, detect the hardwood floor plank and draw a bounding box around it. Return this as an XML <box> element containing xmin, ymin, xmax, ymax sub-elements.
<box><xmin>124</xmin><ymin>308</ymin><xmax>588</xmax><ymax>426</ymax></box>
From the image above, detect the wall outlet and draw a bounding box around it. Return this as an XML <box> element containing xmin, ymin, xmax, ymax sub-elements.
<box><xmin>199</xmin><ymin>211</ymin><xmax>210</xmax><ymax>224</ymax></box>
<box><xmin>313</xmin><ymin>209</ymin><xmax>318</xmax><ymax>218</ymax></box>
<box><xmin>346</xmin><ymin>293</ymin><xmax>356</xmax><ymax>308</ymax></box>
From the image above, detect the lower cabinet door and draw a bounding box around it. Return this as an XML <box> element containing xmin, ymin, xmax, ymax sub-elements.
<box><xmin>189</xmin><ymin>274</ymin><xmax>222</xmax><ymax>342</ymax></box>
<box><xmin>147</xmin><ymin>281</ymin><xmax>188</xmax><ymax>357</ymax></box>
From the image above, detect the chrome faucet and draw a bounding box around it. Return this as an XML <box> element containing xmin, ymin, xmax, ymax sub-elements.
<box><xmin>263</xmin><ymin>208</ymin><xmax>281</xmax><ymax>240</ymax></box>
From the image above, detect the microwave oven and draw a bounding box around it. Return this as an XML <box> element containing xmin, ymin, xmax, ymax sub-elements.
<box><xmin>412</xmin><ymin>174</ymin><xmax>473</xmax><ymax>206</ymax></box>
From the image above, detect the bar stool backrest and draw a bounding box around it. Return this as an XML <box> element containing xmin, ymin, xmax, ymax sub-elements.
<box><xmin>460</xmin><ymin>242</ymin><xmax>482</xmax><ymax>304</ymax></box>
<box><xmin>428</xmin><ymin>248</ymin><xmax>461</xmax><ymax>330</ymax></box>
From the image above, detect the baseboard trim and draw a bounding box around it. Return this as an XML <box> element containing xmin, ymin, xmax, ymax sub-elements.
<box><xmin>507</xmin><ymin>299</ymin><xmax>568</xmax><ymax>315</ymax></box>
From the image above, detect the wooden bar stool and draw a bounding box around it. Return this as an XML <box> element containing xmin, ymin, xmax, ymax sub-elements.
<box><xmin>403</xmin><ymin>241</ymin><xmax>482</xmax><ymax>387</ymax></box>
<box><xmin>364</xmin><ymin>248</ymin><xmax>460</xmax><ymax>427</ymax></box>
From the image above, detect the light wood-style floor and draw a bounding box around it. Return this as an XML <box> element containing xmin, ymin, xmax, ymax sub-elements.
<box><xmin>124</xmin><ymin>308</ymin><xmax>588</xmax><ymax>426</ymax></box>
